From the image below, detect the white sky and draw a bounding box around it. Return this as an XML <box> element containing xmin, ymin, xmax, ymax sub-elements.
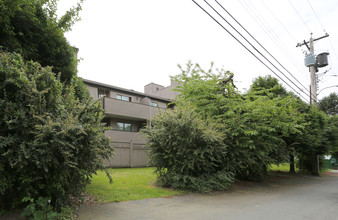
<box><xmin>57</xmin><ymin>0</ymin><xmax>338</xmax><ymax>102</ymax></box>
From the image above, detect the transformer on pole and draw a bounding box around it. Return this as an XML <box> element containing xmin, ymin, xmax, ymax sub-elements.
<box><xmin>296</xmin><ymin>33</ymin><xmax>329</xmax><ymax>105</ymax></box>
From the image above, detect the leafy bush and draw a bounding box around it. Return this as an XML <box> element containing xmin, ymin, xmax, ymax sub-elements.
<box><xmin>0</xmin><ymin>52</ymin><xmax>113</xmax><ymax>211</ymax></box>
<box><xmin>22</xmin><ymin>197</ymin><xmax>58</xmax><ymax>220</ymax></box>
<box><xmin>22</xmin><ymin>196</ymin><xmax>74</xmax><ymax>220</ymax></box>
<box><xmin>143</xmin><ymin>105</ymin><xmax>234</xmax><ymax>193</ymax></box>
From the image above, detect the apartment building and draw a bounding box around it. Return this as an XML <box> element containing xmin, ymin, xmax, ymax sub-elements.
<box><xmin>82</xmin><ymin>78</ymin><xmax>178</xmax><ymax>167</ymax></box>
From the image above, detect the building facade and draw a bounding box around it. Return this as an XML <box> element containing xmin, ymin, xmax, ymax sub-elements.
<box><xmin>82</xmin><ymin>78</ymin><xmax>177</xmax><ymax>167</ymax></box>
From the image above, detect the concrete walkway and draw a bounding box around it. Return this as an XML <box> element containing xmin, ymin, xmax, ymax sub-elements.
<box><xmin>76</xmin><ymin>171</ymin><xmax>338</xmax><ymax>220</ymax></box>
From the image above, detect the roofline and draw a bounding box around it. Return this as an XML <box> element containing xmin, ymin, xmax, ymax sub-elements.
<box><xmin>144</xmin><ymin>82</ymin><xmax>165</xmax><ymax>88</ymax></box>
<box><xmin>81</xmin><ymin>78</ymin><xmax>172</xmax><ymax>103</ymax></box>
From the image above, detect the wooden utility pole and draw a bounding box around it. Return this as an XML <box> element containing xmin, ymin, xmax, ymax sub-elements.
<box><xmin>297</xmin><ymin>33</ymin><xmax>329</xmax><ymax>105</ymax></box>
<box><xmin>297</xmin><ymin>33</ymin><xmax>329</xmax><ymax>176</ymax></box>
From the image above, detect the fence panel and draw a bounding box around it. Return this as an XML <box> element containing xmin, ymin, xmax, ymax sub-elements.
<box><xmin>104</xmin><ymin>141</ymin><xmax>149</xmax><ymax>168</ymax></box>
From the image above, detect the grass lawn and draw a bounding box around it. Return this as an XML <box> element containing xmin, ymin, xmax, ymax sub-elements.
<box><xmin>268</xmin><ymin>163</ymin><xmax>332</xmax><ymax>173</ymax></box>
<box><xmin>268</xmin><ymin>163</ymin><xmax>293</xmax><ymax>172</ymax></box>
<box><xmin>87</xmin><ymin>164</ymin><xmax>330</xmax><ymax>203</ymax></box>
<box><xmin>86</xmin><ymin>167</ymin><xmax>185</xmax><ymax>203</ymax></box>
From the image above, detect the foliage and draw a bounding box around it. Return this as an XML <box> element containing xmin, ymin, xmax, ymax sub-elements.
<box><xmin>268</xmin><ymin>163</ymin><xmax>299</xmax><ymax>172</ymax></box>
<box><xmin>173</xmin><ymin>61</ymin><xmax>236</xmax><ymax>118</ymax></box>
<box><xmin>87</xmin><ymin>168</ymin><xmax>185</xmax><ymax>203</ymax></box>
<box><xmin>147</xmin><ymin>61</ymin><xmax>332</xmax><ymax>191</ymax></box>
<box><xmin>172</xmin><ymin>63</ymin><xmax>304</xmax><ymax>181</ymax></box>
<box><xmin>249</xmin><ymin>76</ymin><xmax>308</xmax><ymax>173</ymax></box>
<box><xmin>0</xmin><ymin>0</ymin><xmax>84</xmax><ymax>82</ymax></box>
<box><xmin>0</xmin><ymin>52</ymin><xmax>113</xmax><ymax>211</ymax></box>
<box><xmin>222</xmin><ymin>95</ymin><xmax>303</xmax><ymax>180</ymax></box>
<box><xmin>142</xmin><ymin>105</ymin><xmax>234</xmax><ymax>193</ymax></box>
<box><xmin>22</xmin><ymin>197</ymin><xmax>58</xmax><ymax>220</ymax></box>
<box><xmin>21</xmin><ymin>196</ymin><xmax>74</xmax><ymax>220</ymax></box>
<box><xmin>326</xmin><ymin>115</ymin><xmax>338</xmax><ymax>155</ymax></box>
<box><xmin>249</xmin><ymin>75</ymin><xmax>289</xmax><ymax>97</ymax></box>
<box><xmin>319</xmin><ymin>92</ymin><xmax>338</xmax><ymax>115</ymax></box>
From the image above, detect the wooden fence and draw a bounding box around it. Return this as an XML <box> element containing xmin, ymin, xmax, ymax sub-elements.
<box><xmin>103</xmin><ymin>141</ymin><xmax>149</xmax><ymax>168</ymax></box>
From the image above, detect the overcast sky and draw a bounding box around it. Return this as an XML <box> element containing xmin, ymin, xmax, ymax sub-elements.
<box><xmin>57</xmin><ymin>0</ymin><xmax>338</xmax><ymax>101</ymax></box>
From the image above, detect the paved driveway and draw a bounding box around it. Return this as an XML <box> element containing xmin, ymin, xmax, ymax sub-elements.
<box><xmin>76</xmin><ymin>171</ymin><xmax>338</xmax><ymax>220</ymax></box>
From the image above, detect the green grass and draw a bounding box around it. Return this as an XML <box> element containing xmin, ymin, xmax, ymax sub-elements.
<box><xmin>320</xmin><ymin>168</ymin><xmax>333</xmax><ymax>173</ymax></box>
<box><xmin>86</xmin><ymin>167</ymin><xmax>185</xmax><ymax>203</ymax></box>
<box><xmin>269</xmin><ymin>163</ymin><xmax>333</xmax><ymax>173</ymax></box>
<box><xmin>268</xmin><ymin>163</ymin><xmax>293</xmax><ymax>172</ymax></box>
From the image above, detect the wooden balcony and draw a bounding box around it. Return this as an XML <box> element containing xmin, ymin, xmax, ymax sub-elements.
<box><xmin>102</xmin><ymin>97</ymin><xmax>164</xmax><ymax>121</ymax></box>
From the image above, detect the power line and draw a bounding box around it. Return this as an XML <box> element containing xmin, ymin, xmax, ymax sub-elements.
<box><xmin>306</xmin><ymin>0</ymin><xmax>325</xmax><ymax>32</ymax></box>
<box><xmin>259</xmin><ymin>0</ymin><xmax>309</xmax><ymax>79</ymax></box>
<box><xmin>261</xmin><ymin>0</ymin><xmax>297</xmax><ymax>42</ymax></box>
<box><xmin>288</xmin><ymin>0</ymin><xmax>312</xmax><ymax>33</ymax></box>
<box><xmin>209</xmin><ymin>0</ymin><xmax>310</xmax><ymax>97</ymax></box>
<box><xmin>191</xmin><ymin>0</ymin><xmax>310</xmax><ymax>102</ymax></box>
<box><xmin>239</xmin><ymin>0</ymin><xmax>309</xmax><ymax>81</ymax></box>
<box><xmin>235</xmin><ymin>0</ymin><xmax>310</xmax><ymax>91</ymax></box>
<box><xmin>305</xmin><ymin>0</ymin><xmax>338</xmax><ymax>62</ymax></box>
<box><xmin>328</xmin><ymin>38</ymin><xmax>338</xmax><ymax>62</ymax></box>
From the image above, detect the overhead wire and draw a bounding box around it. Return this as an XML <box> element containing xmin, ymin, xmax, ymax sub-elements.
<box><xmin>306</xmin><ymin>0</ymin><xmax>338</xmax><ymax>63</ymax></box>
<box><xmin>306</xmin><ymin>0</ymin><xmax>325</xmax><ymax>32</ymax></box>
<box><xmin>210</xmin><ymin>0</ymin><xmax>311</xmax><ymax>99</ymax></box>
<box><xmin>259</xmin><ymin>0</ymin><xmax>309</xmax><ymax>79</ymax></box>
<box><xmin>261</xmin><ymin>0</ymin><xmax>297</xmax><ymax>42</ymax></box>
<box><xmin>239</xmin><ymin>0</ymin><xmax>327</xmax><ymax>103</ymax></box>
<box><xmin>239</xmin><ymin>0</ymin><xmax>309</xmax><ymax>81</ymax></box>
<box><xmin>288</xmin><ymin>0</ymin><xmax>312</xmax><ymax>34</ymax></box>
<box><xmin>235</xmin><ymin>0</ymin><xmax>310</xmax><ymax>91</ymax></box>
<box><xmin>191</xmin><ymin>0</ymin><xmax>310</xmax><ymax>102</ymax></box>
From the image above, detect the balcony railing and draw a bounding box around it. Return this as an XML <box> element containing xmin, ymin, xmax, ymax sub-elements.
<box><xmin>102</xmin><ymin>97</ymin><xmax>165</xmax><ymax>120</ymax></box>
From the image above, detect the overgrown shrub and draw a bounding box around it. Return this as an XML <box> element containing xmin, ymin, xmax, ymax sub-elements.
<box><xmin>0</xmin><ymin>52</ymin><xmax>113</xmax><ymax>211</ymax></box>
<box><xmin>142</xmin><ymin>106</ymin><xmax>234</xmax><ymax>193</ymax></box>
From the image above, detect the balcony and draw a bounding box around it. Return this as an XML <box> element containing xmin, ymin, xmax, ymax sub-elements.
<box><xmin>102</xmin><ymin>97</ymin><xmax>165</xmax><ymax>120</ymax></box>
<box><xmin>105</xmin><ymin>130</ymin><xmax>146</xmax><ymax>143</ymax></box>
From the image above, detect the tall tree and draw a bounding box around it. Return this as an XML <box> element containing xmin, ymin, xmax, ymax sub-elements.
<box><xmin>0</xmin><ymin>0</ymin><xmax>83</xmax><ymax>82</ymax></box>
<box><xmin>249</xmin><ymin>75</ymin><xmax>289</xmax><ymax>97</ymax></box>
<box><xmin>0</xmin><ymin>51</ymin><xmax>113</xmax><ymax>211</ymax></box>
<box><xmin>248</xmin><ymin>75</ymin><xmax>305</xmax><ymax>173</ymax></box>
<box><xmin>319</xmin><ymin>92</ymin><xmax>338</xmax><ymax>116</ymax></box>
<box><xmin>173</xmin><ymin>62</ymin><xmax>302</xmax><ymax>181</ymax></box>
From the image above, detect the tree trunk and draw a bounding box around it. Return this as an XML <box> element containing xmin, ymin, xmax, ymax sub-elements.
<box><xmin>289</xmin><ymin>154</ymin><xmax>295</xmax><ymax>173</ymax></box>
<box><xmin>312</xmin><ymin>154</ymin><xmax>319</xmax><ymax>176</ymax></box>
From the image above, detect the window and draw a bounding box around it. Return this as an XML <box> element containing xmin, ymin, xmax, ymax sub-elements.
<box><xmin>117</xmin><ymin>94</ymin><xmax>131</xmax><ymax>102</ymax></box>
<box><xmin>150</xmin><ymin>101</ymin><xmax>158</xmax><ymax>107</ymax></box>
<box><xmin>98</xmin><ymin>88</ymin><xmax>109</xmax><ymax>98</ymax></box>
<box><xmin>117</xmin><ymin>122</ymin><xmax>132</xmax><ymax>132</ymax></box>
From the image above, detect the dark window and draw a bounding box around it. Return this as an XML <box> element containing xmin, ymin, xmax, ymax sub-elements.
<box><xmin>117</xmin><ymin>122</ymin><xmax>132</xmax><ymax>131</ymax></box>
<box><xmin>117</xmin><ymin>94</ymin><xmax>131</xmax><ymax>102</ymax></box>
<box><xmin>98</xmin><ymin>88</ymin><xmax>109</xmax><ymax>98</ymax></box>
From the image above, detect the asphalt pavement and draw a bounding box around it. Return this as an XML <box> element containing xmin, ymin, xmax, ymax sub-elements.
<box><xmin>76</xmin><ymin>171</ymin><xmax>338</xmax><ymax>220</ymax></box>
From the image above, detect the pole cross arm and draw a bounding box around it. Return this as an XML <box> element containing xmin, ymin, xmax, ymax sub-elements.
<box><xmin>296</xmin><ymin>33</ymin><xmax>329</xmax><ymax>50</ymax></box>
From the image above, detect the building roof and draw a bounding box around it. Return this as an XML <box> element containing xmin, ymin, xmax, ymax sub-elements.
<box><xmin>81</xmin><ymin>78</ymin><xmax>172</xmax><ymax>103</ymax></box>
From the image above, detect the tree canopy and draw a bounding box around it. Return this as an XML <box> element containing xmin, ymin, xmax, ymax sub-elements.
<box><xmin>249</xmin><ymin>75</ymin><xmax>289</xmax><ymax>97</ymax></box>
<box><xmin>0</xmin><ymin>51</ymin><xmax>113</xmax><ymax>211</ymax></box>
<box><xmin>319</xmin><ymin>92</ymin><xmax>338</xmax><ymax>116</ymax></box>
<box><xmin>145</xmin><ymin>61</ymin><xmax>333</xmax><ymax>191</ymax></box>
<box><xmin>0</xmin><ymin>0</ymin><xmax>83</xmax><ymax>82</ymax></box>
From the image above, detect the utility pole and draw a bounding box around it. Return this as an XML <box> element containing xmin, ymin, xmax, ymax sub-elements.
<box><xmin>296</xmin><ymin>33</ymin><xmax>329</xmax><ymax>105</ymax></box>
<box><xmin>296</xmin><ymin>33</ymin><xmax>329</xmax><ymax>176</ymax></box>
